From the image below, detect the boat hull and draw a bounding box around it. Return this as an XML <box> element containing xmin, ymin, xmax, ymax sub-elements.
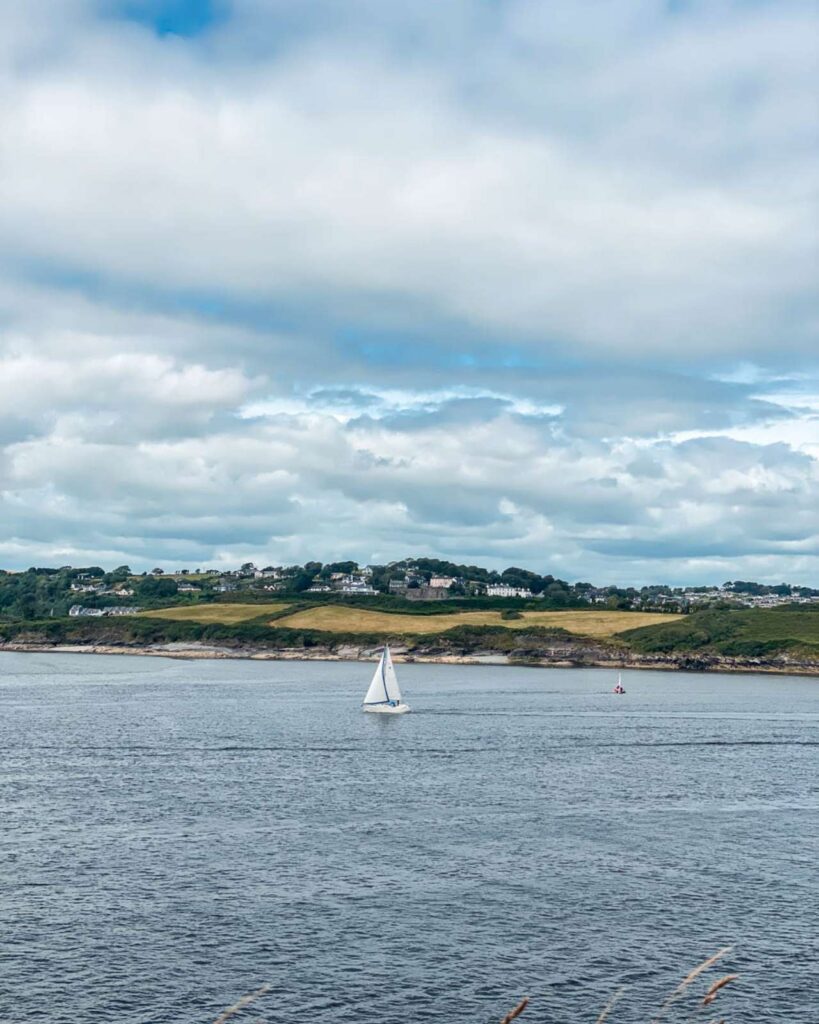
<box><xmin>363</xmin><ymin>703</ymin><xmax>411</xmax><ymax>715</ymax></box>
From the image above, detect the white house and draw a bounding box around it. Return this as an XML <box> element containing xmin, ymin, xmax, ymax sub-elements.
<box><xmin>486</xmin><ymin>584</ymin><xmax>533</xmax><ymax>599</ymax></box>
<box><xmin>340</xmin><ymin>582</ymin><xmax>378</xmax><ymax>595</ymax></box>
<box><xmin>69</xmin><ymin>605</ymin><xmax>141</xmax><ymax>617</ymax></box>
<box><xmin>333</xmin><ymin>573</ymin><xmax>378</xmax><ymax>595</ymax></box>
<box><xmin>69</xmin><ymin>604</ymin><xmax>105</xmax><ymax>616</ymax></box>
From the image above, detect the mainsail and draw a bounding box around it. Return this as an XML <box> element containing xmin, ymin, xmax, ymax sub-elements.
<box><xmin>363</xmin><ymin>645</ymin><xmax>402</xmax><ymax>705</ymax></box>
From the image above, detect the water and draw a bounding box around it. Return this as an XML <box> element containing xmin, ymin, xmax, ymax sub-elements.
<box><xmin>1</xmin><ymin>653</ymin><xmax>817</xmax><ymax>1024</ymax></box>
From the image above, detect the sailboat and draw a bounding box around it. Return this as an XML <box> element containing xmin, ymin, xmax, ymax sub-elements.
<box><xmin>362</xmin><ymin>644</ymin><xmax>411</xmax><ymax>714</ymax></box>
<box><xmin>613</xmin><ymin>672</ymin><xmax>626</xmax><ymax>695</ymax></box>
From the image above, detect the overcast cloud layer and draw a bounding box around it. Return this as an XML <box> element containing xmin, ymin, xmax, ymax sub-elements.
<box><xmin>1</xmin><ymin>0</ymin><xmax>817</xmax><ymax>584</ymax></box>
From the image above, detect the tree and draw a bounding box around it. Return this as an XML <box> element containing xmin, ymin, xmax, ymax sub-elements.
<box><xmin>543</xmin><ymin>583</ymin><xmax>568</xmax><ymax>606</ymax></box>
<box><xmin>137</xmin><ymin>576</ymin><xmax>178</xmax><ymax>599</ymax></box>
<box><xmin>291</xmin><ymin>572</ymin><xmax>316</xmax><ymax>593</ymax></box>
<box><xmin>321</xmin><ymin>561</ymin><xmax>358</xmax><ymax>576</ymax></box>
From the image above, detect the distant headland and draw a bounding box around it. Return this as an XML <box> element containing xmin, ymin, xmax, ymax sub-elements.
<box><xmin>1</xmin><ymin>559</ymin><xmax>817</xmax><ymax>675</ymax></box>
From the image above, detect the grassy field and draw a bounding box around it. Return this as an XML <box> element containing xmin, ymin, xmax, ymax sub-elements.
<box><xmin>621</xmin><ymin>606</ymin><xmax>819</xmax><ymax>655</ymax></box>
<box><xmin>134</xmin><ymin>601</ymin><xmax>819</xmax><ymax>656</ymax></box>
<box><xmin>140</xmin><ymin>603</ymin><xmax>290</xmax><ymax>624</ymax></box>
<box><xmin>272</xmin><ymin>606</ymin><xmax>681</xmax><ymax>637</ymax></box>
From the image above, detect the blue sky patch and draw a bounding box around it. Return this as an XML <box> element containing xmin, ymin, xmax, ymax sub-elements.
<box><xmin>118</xmin><ymin>0</ymin><xmax>223</xmax><ymax>37</ymax></box>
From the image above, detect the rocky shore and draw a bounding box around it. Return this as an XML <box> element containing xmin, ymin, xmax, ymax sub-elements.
<box><xmin>2</xmin><ymin>638</ymin><xmax>818</xmax><ymax>676</ymax></box>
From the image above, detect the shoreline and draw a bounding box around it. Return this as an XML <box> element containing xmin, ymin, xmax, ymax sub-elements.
<box><xmin>2</xmin><ymin>641</ymin><xmax>818</xmax><ymax>677</ymax></box>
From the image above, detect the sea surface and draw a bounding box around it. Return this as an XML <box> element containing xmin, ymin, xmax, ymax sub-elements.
<box><xmin>1</xmin><ymin>653</ymin><xmax>817</xmax><ymax>1024</ymax></box>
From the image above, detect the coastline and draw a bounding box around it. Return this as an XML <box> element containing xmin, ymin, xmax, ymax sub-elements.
<box><xmin>2</xmin><ymin>640</ymin><xmax>818</xmax><ymax>677</ymax></box>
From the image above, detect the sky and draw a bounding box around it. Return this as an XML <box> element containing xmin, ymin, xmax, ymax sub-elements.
<box><xmin>0</xmin><ymin>0</ymin><xmax>817</xmax><ymax>585</ymax></box>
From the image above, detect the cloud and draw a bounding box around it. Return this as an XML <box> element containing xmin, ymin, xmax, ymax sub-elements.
<box><xmin>0</xmin><ymin>1</ymin><xmax>817</xmax><ymax>582</ymax></box>
<box><xmin>3</xmin><ymin>400</ymin><xmax>818</xmax><ymax>583</ymax></box>
<box><xmin>2</xmin><ymin>2</ymin><xmax>816</xmax><ymax>357</ymax></box>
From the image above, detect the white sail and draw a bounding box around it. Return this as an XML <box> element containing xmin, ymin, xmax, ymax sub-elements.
<box><xmin>382</xmin><ymin>645</ymin><xmax>402</xmax><ymax>703</ymax></box>
<box><xmin>363</xmin><ymin>645</ymin><xmax>402</xmax><ymax>705</ymax></box>
<box><xmin>363</xmin><ymin>651</ymin><xmax>389</xmax><ymax>704</ymax></box>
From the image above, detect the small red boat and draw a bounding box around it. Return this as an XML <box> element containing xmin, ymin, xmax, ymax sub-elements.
<box><xmin>613</xmin><ymin>673</ymin><xmax>626</xmax><ymax>694</ymax></box>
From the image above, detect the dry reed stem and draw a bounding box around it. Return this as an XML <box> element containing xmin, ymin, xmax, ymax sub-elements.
<box><xmin>650</xmin><ymin>947</ymin><xmax>732</xmax><ymax>1024</ymax></box>
<box><xmin>212</xmin><ymin>983</ymin><xmax>270</xmax><ymax>1024</ymax></box>
<box><xmin>500</xmin><ymin>996</ymin><xmax>529</xmax><ymax>1022</ymax></box>
<box><xmin>702</xmin><ymin>975</ymin><xmax>739</xmax><ymax>1006</ymax></box>
<box><xmin>595</xmin><ymin>986</ymin><xmax>625</xmax><ymax>1023</ymax></box>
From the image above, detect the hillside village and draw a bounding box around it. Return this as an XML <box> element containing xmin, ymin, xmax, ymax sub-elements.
<box><xmin>1</xmin><ymin>558</ymin><xmax>817</xmax><ymax>621</ymax></box>
<box><xmin>130</xmin><ymin>560</ymin><xmax>819</xmax><ymax>608</ymax></box>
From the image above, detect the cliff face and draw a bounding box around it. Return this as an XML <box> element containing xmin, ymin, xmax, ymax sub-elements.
<box><xmin>398</xmin><ymin>633</ymin><xmax>819</xmax><ymax>674</ymax></box>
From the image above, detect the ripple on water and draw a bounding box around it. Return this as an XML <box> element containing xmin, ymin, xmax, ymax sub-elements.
<box><xmin>1</xmin><ymin>653</ymin><xmax>818</xmax><ymax>1023</ymax></box>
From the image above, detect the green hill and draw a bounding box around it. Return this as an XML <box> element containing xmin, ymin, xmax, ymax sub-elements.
<box><xmin>619</xmin><ymin>606</ymin><xmax>819</xmax><ymax>658</ymax></box>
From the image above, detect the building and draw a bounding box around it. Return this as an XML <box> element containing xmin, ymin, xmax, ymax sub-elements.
<box><xmin>339</xmin><ymin>581</ymin><xmax>378</xmax><ymax>595</ymax></box>
<box><xmin>486</xmin><ymin>584</ymin><xmax>533</xmax><ymax>599</ymax></box>
<box><xmin>331</xmin><ymin>573</ymin><xmax>377</xmax><ymax>595</ymax></box>
<box><xmin>69</xmin><ymin>605</ymin><xmax>141</xmax><ymax>617</ymax></box>
<box><xmin>429</xmin><ymin>576</ymin><xmax>456</xmax><ymax>589</ymax></box>
<box><xmin>405</xmin><ymin>586</ymin><xmax>451</xmax><ymax>601</ymax></box>
<box><xmin>69</xmin><ymin>605</ymin><xmax>105</xmax><ymax>617</ymax></box>
<box><xmin>389</xmin><ymin>572</ymin><xmax>426</xmax><ymax>593</ymax></box>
